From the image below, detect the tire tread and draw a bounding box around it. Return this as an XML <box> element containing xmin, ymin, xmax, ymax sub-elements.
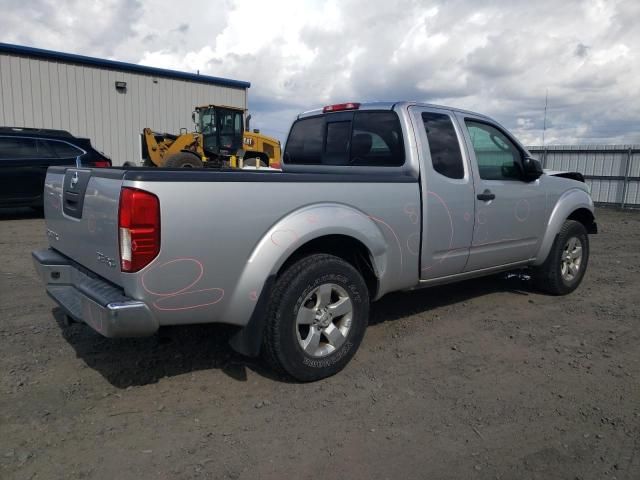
<box><xmin>261</xmin><ymin>253</ymin><xmax>367</xmax><ymax>381</ymax></box>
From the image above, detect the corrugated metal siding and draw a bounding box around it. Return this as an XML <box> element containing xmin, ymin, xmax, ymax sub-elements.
<box><xmin>0</xmin><ymin>54</ymin><xmax>247</xmax><ymax>165</ymax></box>
<box><xmin>528</xmin><ymin>145</ymin><xmax>640</xmax><ymax>208</ymax></box>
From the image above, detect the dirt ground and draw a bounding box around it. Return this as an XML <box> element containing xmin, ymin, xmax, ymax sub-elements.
<box><xmin>1</xmin><ymin>207</ymin><xmax>639</xmax><ymax>480</ymax></box>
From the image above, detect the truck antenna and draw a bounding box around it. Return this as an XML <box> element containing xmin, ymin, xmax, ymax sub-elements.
<box><xmin>542</xmin><ymin>89</ymin><xmax>548</xmax><ymax>146</ymax></box>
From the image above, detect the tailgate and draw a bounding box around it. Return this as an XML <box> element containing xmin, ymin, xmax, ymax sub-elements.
<box><xmin>44</xmin><ymin>166</ymin><xmax>127</xmax><ymax>285</ymax></box>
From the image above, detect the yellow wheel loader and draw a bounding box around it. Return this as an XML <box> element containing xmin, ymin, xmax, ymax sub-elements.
<box><xmin>141</xmin><ymin>105</ymin><xmax>281</xmax><ymax>169</ymax></box>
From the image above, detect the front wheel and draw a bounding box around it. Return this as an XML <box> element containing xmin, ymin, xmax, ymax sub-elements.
<box><xmin>532</xmin><ymin>220</ymin><xmax>589</xmax><ymax>295</ymax></box>
<box><xmin>163</xmin><ymin>152</ymin><xmax>203</xmax><ymax>168</ymax></box>
<box><xmin>262</xmin><ymin>254</ymin><xmax>370</xmax><ymax>381</ymax></box>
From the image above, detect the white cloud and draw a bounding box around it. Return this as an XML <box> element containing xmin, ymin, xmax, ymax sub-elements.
<box><xmin>1</xmin><ymin>0</ymin><xmax>639</xmax><ymax>145</ymax></box>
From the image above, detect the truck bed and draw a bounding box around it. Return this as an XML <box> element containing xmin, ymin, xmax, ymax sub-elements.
<box><xmin>41</xmin><ymin>166</ymin><xmax>420</xmax><ymax>334</ymax></box>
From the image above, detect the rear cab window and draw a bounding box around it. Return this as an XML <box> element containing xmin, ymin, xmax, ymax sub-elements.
<box><xmin>284</xmin><ymin>111</ymin><xmax>405</xmax><ymax>167</ymax></box>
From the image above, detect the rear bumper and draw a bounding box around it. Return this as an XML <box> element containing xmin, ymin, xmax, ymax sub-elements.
<box><xmin>32</xmin><ymin>248</ymin><xmax>158</xmax><ymax>337</ymax></box>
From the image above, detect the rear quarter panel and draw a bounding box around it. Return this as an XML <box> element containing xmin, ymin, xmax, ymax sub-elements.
<box><xmin>120</xmin><ymin>178</ymin><xmax>420</xmax><ymax>327</ymax></box>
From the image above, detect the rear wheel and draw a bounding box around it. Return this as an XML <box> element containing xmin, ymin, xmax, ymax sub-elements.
<box><xmin>163</xmin><ymin>152</ymin><xmax>203</xmax><ymax>168</ymax></box>
<box><xmin>532</xmin><ymin>220</ymin><xmax>589</xmax><ymax>295</ymax></box>
<box><xmin>262</xmin><ymin>253</ymin><xmax>369</xmax><ymax>381</ymax></box>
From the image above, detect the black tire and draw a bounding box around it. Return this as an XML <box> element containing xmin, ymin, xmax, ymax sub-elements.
<box><xmin>532</xmin><ymin>220</ymin><xmax>589</xmax><ymax>295</ymax></box>
<box><xmin>262</xmin><ymin>253</ymin><xmax>370</xmax><ymax>382</ymax></box>
<box><xmin>163</xmin><ymin>152</ymin><xmax>203</xmax><ymax>168</ymax></box>
<box><xmin>31</xmin><ymin>206</ymin><xmax>44</xmax><ymax>216</ymax></box>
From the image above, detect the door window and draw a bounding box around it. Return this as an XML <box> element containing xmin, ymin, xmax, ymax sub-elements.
<box><xmin>0</xmin><ymin>137</ymin><xmax>37</xmax><ymax>159</ymax></box>
<box><xmin>422</xmin><ymin>112</ymin><xmax>464</xmax><ymax>179</ymax></box>
<box><xmin>465</xmin><ymin>120</ymin><xmax>522</xmax><ymax>180</ymax></box>
<box><xmin>42</xmin><ymin>140</ymin><xmax>82</xmax><ymax>159</ymax></box>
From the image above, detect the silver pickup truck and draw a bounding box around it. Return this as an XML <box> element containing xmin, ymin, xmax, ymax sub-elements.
<box><xmin>33</xmin><ymin>101</ymin><xmax>597</xmax><ymax>381</ymax></box>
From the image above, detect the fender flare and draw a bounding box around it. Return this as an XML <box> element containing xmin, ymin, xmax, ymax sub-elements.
<box><xmin>533</xmin><ymin>188</ymin><xmax>594</xmax><ymax>266</ymax></box>
<box><xmin>227</xmin><ymin>203</ymin><xmax>390</xmax><ymax>356</ymax></box>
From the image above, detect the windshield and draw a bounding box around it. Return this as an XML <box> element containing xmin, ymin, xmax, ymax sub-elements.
<box><xmin>199</xmin><ymin>108</ymin><xmax>217</xmax><ymax>136</ymax></box>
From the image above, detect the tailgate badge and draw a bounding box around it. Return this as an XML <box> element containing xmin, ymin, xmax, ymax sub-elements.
<box><xmin>70</xmin><ymin>171</ymin><xmax>79</xmax><ymax>189</ymax></box>
<box><xmin>46</xmin><ymin>229</ymin><xmax>60</xmax><ymax>241</ymax></box>
<box><xmin>97</xmin><ymin>251</ymin><xmax>117</xmax><ymax>268</ymax></box>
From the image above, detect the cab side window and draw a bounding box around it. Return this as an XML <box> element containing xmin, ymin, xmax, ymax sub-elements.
<box><xmin>422</xmin><ymin>112</ymin><xmax>464</xmax><ymax>179</ymax></box>
<box><xmin>465</xmin><ymin>120</ymin><xmax>522</xmax><ymax>180</ymax></box>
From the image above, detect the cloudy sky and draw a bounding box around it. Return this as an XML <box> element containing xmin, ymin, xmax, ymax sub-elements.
<box><xmin>2</xmin><ymin>0</ymin><xmax>639</xmax><ymax>145</ymax></box>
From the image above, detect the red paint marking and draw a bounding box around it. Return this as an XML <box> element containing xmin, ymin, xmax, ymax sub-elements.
<box><xmin>270</xmin><ymin>229</ymin><xmax>299</xmax><ymax>247</ymax></box>
<box><xmin>515</xmin><ymin>199</ymin><xmax>530</xmax><ymax>222</ymax></box>
<box><xmin>337</xmin><ymin>210</ymin><xmax>405</xmax><ymax>273</ymax></box>
<box><xmin>141</xmin><ymin>258</ymin><xmax>204</xmax><ymax>297</ymax></box>
<box><xmin>421</xmin><ymin>191</ymin><xmax>455</xmax><ymax>272</ymax></box>
<box><xmin>403</xmin><ymin>204</ymin><xmax>419</xmax><ymax>225</ymax></box>
<box><xmin>367</xmin><ymin>214</ymin><xmax>404</xmax><ymax>273</ymax></box>
<box><xmin>406</xmin><ymin>232</ymin><xmax>420</xmax><ymax>256</ymax></box>
<box><xmin>153</xmin><ymin>288</ymin><xmax>225</xmax><ymax>311</ymax></box>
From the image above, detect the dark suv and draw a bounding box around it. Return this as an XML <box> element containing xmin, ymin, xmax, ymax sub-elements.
<box><xmin>0</xmin><ymin>128</ymin><xmax>111</xmax><ymax>209</ymax></box>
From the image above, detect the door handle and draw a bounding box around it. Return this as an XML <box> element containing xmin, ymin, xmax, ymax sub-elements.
<box><xmin>477</xmin><ymin>189</ymin><xmax>495</xmax><ymax>201</ymax></box>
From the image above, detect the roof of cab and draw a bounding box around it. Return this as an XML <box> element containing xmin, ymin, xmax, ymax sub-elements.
<box><xmin>297</xmin><ymin>101</ymin><xmax>490</xmax><ymax>120</ymax></box>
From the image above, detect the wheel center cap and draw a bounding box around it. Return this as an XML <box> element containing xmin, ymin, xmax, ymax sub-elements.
<box><xmin>316</xmin><ymin>309</ymin><xmax>331</xmax><ymax>328</ymax></box>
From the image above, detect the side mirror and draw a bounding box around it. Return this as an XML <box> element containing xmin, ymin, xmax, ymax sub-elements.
<box><xmin>192</xmin><ymin>111</ymin><xmax>197</xmax><ymax>124</ymax></box>
<box><xmin>522</xmin><ymin>156</ymin><xmax>543</xmax><ymax>181</ymax></box>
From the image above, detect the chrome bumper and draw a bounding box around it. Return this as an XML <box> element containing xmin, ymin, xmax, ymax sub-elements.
<box><xmin>32</xmin><ymin>248</ymin><xmax>158</xmax><ymax>337</ymax></box>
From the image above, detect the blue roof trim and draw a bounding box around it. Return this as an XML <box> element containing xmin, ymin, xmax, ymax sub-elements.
<box><xmin>0</xmin><ymin>42</ymin><xmax>250</xmax><ymax>89</ymax></box>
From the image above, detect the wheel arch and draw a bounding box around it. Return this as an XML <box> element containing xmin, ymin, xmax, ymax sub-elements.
<box><xmin>533</xmin><ymin>188</ymin><xmax>595</xmax><ymax>266</ymax></box>
<box><xmin>226</xmin><ymin>203</ymin><xmax>391</xmax><ymax>357</ymax></box>
<box><xmin>276</xmin><ymin>234</ymin><xmax>379</xmax><ymax>299</ymax></box>
<box><xmin>237</xmin><ymin>203</ymin><xmax>390</xmax><ymax>302</ymax></box>
<box><xmin>567</xmin><ymin>208</ymin><xmax>597</xmax><ymax>234</ymax></box>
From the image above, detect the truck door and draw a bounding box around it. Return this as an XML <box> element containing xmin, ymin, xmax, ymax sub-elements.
<box><xmin>456</xmin><ymin>113</ymin><xmax>547</xmax><ymax>271</ymax></box>
<box><xmin>409</xmin><ymin>106</ymin><xmax>475</xmax><ymax>280</ymax></box>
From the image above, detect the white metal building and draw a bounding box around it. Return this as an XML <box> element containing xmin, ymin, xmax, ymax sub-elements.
<box><xmin>0</xmin><ymin>43</ymin><xmax>250</xmax><ymax>165</ymax></box>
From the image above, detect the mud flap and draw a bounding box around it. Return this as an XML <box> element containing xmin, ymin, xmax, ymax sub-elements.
<box><xmin>228</xmin><ymin>275</ymin><xmax>275</xmax><ymax>357</ymax></box>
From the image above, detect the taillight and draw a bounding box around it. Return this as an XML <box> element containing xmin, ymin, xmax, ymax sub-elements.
<box><xmin>118</xmin><ymin>187</ymin><xmax>160</xmax><ymax>272</ymax></box>
<box><xmin>91</xmin><ymin>160</ymin><xmax>111</xmax><ymax>168</ymax></box>
<box><xmin>323</xmin><ymin>102</ymin><xmax>360</xmax><ymax>113</ymax></box>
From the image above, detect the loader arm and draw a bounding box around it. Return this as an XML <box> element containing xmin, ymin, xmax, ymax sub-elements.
<box><xmin>141</xmin><ymin>128</ymin><xmax>202</xmax><ymax>167</ymax></box>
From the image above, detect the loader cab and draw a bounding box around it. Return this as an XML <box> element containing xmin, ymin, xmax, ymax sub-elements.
<box><xmin>194</xmin><ymin>106</ymin><xmax>244</xmax><ymax>156</ymax></box>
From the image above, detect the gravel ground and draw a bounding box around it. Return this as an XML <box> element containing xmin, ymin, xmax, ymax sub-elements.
<box><xmin>1</xmin><ymin>207</ymin><xmax>639</xmax><ymax>480</ymax></box>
